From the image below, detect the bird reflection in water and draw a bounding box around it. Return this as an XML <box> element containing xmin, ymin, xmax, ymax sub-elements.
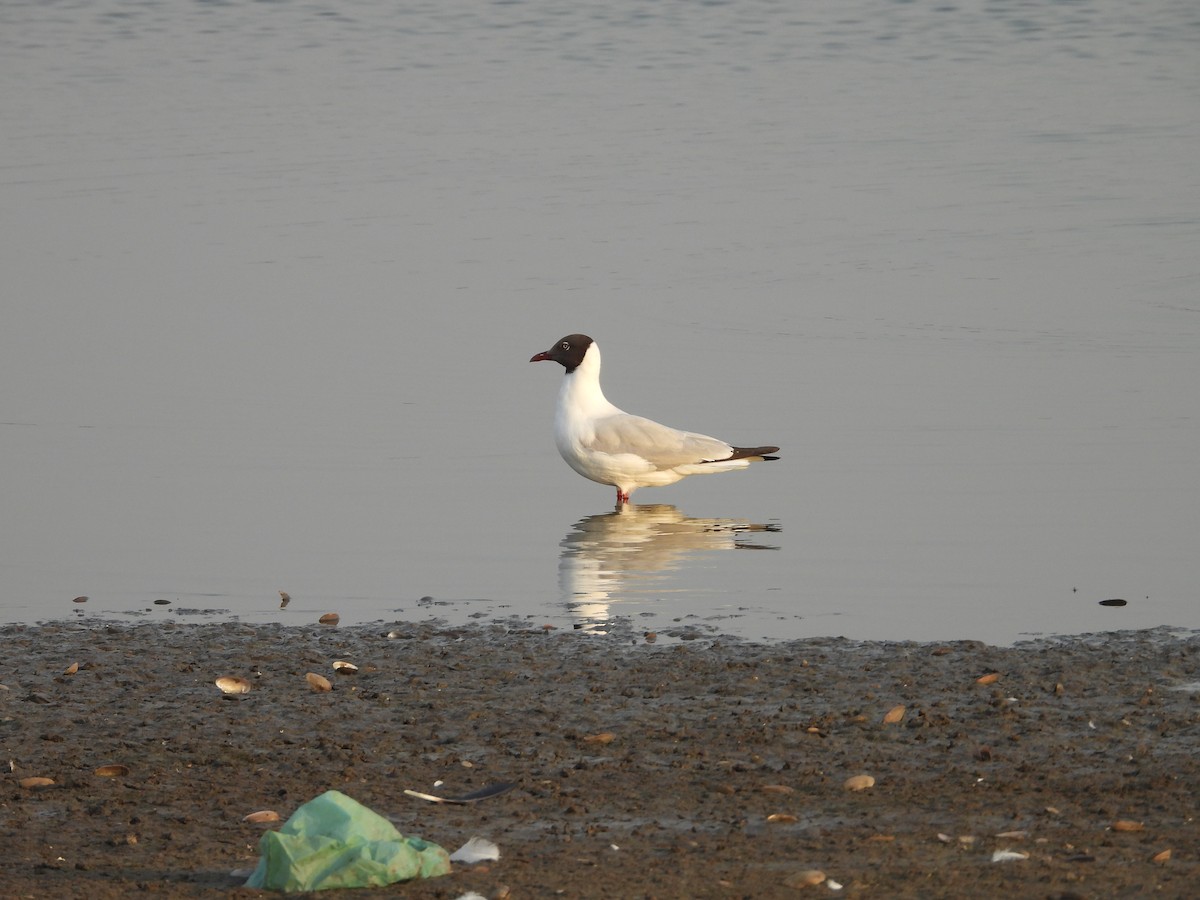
<box><xmin>558</xmin><ymin>503</ymin><xmax>780</xmax><ymax>629</ymax></box>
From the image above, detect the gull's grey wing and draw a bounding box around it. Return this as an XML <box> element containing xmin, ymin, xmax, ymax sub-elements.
<box><xmin>587</xmin><ymin>413</ymin><xmax>734</xmax><ymax>469</ymax></box>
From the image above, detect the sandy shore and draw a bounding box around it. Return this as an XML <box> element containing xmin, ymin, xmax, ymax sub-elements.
<box><xmin>1</xmin><ymin>620</ymin><xmax>1196</xmax><ymax>898</ymax></box>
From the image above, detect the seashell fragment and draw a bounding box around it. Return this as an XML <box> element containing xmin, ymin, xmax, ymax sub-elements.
<box><xmin>72</xmin><ymin>596</ymin><xmax>88</xmax><ymax>604</ymax></box>
<box><xmin>1152</xmin><ymin>848</ymin><xmax>1171</xmax><ymax>863</ymax></box>
<box><xmin>991</xmin><ymin>849</ymin><xmax>1029</xmax><ymax>862</ymax></box>
<box><xmin>976</xmin><ymin>672</ymin><xmax>1001</xmax><ymax>685</ymax></box>
<box><xmin>1112</xmin><ymin>820</ymin><xmax>1144</xmax><ymax>832</ymax></box>
<box><xmin>766</xmin><ymin>813</ymin><xmax>797</xmax><ymax>823</ymax></box>
<box><xmin>332</xmin><ymin>660</ymin><xmax>358</xmax><ymax>675</ymax></box>
<box><xmin>318</xmin><ymin>613</ymin><xmax>340</xmax><ymax>626</ymax></box>
<box><xmin>761</xmin><ymin>783</ymin><xmax>795</xmax><ymax>795</ymax></box>
<box><xmin>844</xmin><ymin>774</ymin><xmax>875</xmax><ymax>792</ymax></box>
<box><xmin>20</xmin><ymin>776</ymin><xmax>54</xmax><ymax>788</ymax></box>
<box><xmin>94</xmin><ymin>764</ymin><xmax>129</xmax><ymax>777</ymax></box>
<box><xmin>63</xmin><ymin>662</ymin><xmax>79</xmax><ymax>676</ymax></box>
<box><xmin>581</xmin><ymin>732</ymin><xmax>615</xmax><ymax>745</ymax></box>
<box><xmin>215</xmin><ymin>676</ymin><xmax>252</xmax><ymax>695</ymax></box>
<box><xmin>883</xmin><ymin>705</ymin><xmax>905</xmax><ymax>724</ymax></box>
<box><xmin>306</xmin><ymin>672</ymin><xmax>333</xmax><ymax>692</ymax></box>
<box><xmin>243</xmin><ymin>809</ymin><xmax>282</xmax><ymax>823</ymax></box>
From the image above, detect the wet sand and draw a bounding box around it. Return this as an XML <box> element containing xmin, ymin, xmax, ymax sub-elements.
<box><xmin>1</xmin><ymin>620</ymin><xmax>1196</xmax><ymax>898</ymax></box>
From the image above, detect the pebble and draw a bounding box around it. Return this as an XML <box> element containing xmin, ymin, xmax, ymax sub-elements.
<box><xmin>782</xmin><ymin>869</ymin><xmax>826</xmax><ymax>888</ymax></box>
<box><xmin>1111</xmin><ymin>820</ymin><xmax>1144</xmax><ymax>832</ymax></box>
<box><xmin>844</xmin><ymin>774</ymin><xmax>875</xmax><ymax>792</ymax></box>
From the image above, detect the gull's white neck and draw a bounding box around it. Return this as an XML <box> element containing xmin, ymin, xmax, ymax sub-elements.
<box><xmin>558</xmin><ymin>342</ymin><xmax>622</xmax><ymax>420</ymax></box>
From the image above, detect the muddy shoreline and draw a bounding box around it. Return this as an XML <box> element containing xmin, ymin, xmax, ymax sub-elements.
<box><xmin>1</xmin><ymin>620</ymin><xmax>1196</xmax><ymax>897</ymax></box>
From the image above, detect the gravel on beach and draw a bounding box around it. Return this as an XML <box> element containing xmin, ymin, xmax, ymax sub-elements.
<box><xmin>1</xmin><ymin>620</ymin><xmax>1196</xmax><ymax>898</ymax></box>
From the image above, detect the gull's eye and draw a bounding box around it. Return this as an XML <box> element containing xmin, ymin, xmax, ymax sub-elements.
<box><xmin>561</xmin><ymin>341</ymin><xmax>570</xmax><ymax>350</ymax></box>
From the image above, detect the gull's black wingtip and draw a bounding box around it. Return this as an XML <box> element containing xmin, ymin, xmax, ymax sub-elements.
<box><xmin>726</xmin><ymin>445</ymin><xmax>780</xmax><ymax>462</ymax></box>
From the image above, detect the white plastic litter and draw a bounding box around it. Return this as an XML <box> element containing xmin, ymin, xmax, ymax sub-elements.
<box><xmin>450</xmin><ymin>836</ymin><xmax>501</xmax><ymax>864</ymax></box>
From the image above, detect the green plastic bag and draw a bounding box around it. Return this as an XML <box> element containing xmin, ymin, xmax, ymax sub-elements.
<box><xmin>244</xmin><ymin>790</ymin><xmax>451</xmax><ymax>891</ymax></box>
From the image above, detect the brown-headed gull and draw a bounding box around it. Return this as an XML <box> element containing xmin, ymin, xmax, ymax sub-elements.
<box><xmin>530</xmin><ymin>334</ymin><xmax>779</xmax><ymax>503</ymax></box>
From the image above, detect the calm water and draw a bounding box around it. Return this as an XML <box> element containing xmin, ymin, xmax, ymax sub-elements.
<box><xmin>2</xmin><ymin>0</ymin><xmax>1197</xmax><ymax>643</ymax></box>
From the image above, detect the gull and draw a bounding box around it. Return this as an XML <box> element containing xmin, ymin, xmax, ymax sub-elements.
<box><xmin>530</xmin><ymin>334</ymin><xmax>779</xmax><ymax>503</ymax></box>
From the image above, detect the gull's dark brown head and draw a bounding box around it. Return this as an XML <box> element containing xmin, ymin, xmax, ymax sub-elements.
<box><xmin>530</xmin><ymin>334</ymin><xmax>594</xmax><ymax>373</ymax></box>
